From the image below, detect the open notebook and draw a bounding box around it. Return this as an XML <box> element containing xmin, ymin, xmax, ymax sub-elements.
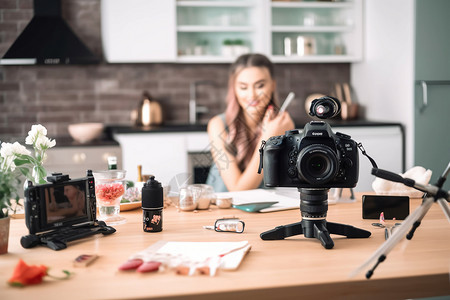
<box><xmin>125</xmin><ymin>240</ymin><xmax>251</xmax><ymax>275</ymax></box>
<box><xmin>216</xmin><ymin>188</ymin><xmax>300</xmax><ymax>212</ymax></box>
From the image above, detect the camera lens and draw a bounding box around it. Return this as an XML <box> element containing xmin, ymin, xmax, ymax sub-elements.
<box><xmin>297</xmin><ymin>145</ymin><xmax>338</xmax><ymax>185</ymax></box>
<box><xmin>308</xmin><ymin>156</ymin><xmax>327</xmax><ymax>176</ymax></box>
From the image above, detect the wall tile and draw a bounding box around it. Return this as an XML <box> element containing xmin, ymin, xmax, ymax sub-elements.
<box><xmin>0</xmin><ymin>0</ymin><xmax>17</xmax><ymax>10</ymax></box>
<box><xmin>18</xmin><ymin>0</ymin><xmax>32</xmax><ymax>9</ymax></box>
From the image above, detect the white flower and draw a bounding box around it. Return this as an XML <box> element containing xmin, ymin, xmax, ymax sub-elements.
<box><xmin>0</xmin><ymin>142</ymin><xmax>31</xmax><ymax>157</ymax></box>
<box><xmin>1</xmin><ymin>124</ymin><xmax>56</xmax><ymax>186</ymax></box>
<box><xmin>0</xmin><ymin>142</ymin><xmax>31</xmax><ymax>172</ymax></box>
<box><xmin>25</xmin><ymin>124</ymin><xmax>48</xmax><ymax>145</ymax></box>
<box><xmin>34</xmin><ymin>136</ymin><xmax>56</xmax><ymax>151</ymax></box>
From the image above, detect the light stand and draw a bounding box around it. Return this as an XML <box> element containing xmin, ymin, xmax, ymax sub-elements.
<box><xmin>350</xmin><ymin>162</ymin><xmax>450</xmax><ymax>279</ymax></box>
<box><xmin>260</xmin><ymin>188</ymin><xmax>371</xmax><ymax>249</ymax></box>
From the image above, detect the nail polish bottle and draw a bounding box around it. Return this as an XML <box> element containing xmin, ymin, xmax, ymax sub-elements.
<box><xmin>141</xmin><ymin>176</ymin><xmax>163</xmax><ymax>232</ymax></box>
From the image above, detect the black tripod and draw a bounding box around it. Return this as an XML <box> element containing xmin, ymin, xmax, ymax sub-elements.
<box><xmin>260</xmin><ymin>188</ymin><xmax>371</xmax><ymax>249</ymax></box>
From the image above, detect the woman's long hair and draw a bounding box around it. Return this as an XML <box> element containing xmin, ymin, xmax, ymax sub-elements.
<box><xmin>224</xmin><ymin>54</ymin><xmax>278</xmax><ymax>171</ymax></box>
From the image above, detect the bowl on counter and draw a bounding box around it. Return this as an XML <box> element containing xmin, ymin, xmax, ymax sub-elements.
<box><xmin>68</xmin><ymin>123</ymin><xmax>104</xmax><ymax>144</ymax></box>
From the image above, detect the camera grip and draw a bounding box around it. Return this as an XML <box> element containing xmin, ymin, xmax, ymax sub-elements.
<box><xmin>263</xmin><ymin>147</ymin><xmax>281</xmax><ymax>187</ymax></box>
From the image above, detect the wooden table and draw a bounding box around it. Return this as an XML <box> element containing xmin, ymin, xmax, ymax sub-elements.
<box><xmin>1</xmin><ymin>194</ymin><xmax>449</xmax><ymax>300</ymax></box>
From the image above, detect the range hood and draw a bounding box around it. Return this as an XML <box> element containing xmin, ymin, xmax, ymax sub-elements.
<box><xmin>0</xmin><ymin>0</ymin><xmax>99</xmax><ymax>65</ymax></box>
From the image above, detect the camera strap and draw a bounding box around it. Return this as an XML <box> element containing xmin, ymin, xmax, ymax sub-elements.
<box><xmin>258</xmin><ymin>140</ymin><xmax>266</xmax><ymax>174</ymax></box>
<box><xmin>357</xmin><ymin>142</ymin><xmax>378</xmax><ymax>170</ymax></box>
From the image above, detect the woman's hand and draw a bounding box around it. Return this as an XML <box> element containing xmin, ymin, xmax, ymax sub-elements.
<box><xmin>261</xmin><ymin>105</ymin><xmax>295</xmax><ymax>140</ymax></box>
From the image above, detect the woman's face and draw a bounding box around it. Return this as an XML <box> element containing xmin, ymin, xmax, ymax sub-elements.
<box><xmin>64</xmin><ymin>185</ymin><xmax>80</xmax><ymax>203</ymax></box>
<box><xmin>234</xmin><ymin>66</ymin><xmax>275</xmax><ymax>116</ymax></box>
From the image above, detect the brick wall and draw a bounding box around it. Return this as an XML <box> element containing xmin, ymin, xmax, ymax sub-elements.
<box><xmin>0</xmin><ymin>0</ymin><xmax>350</xmax><ymax>142</ymax></box>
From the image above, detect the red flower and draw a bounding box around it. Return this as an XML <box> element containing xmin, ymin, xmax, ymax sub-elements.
<box><xmin>96</xmin><ymin>183</ymin><xmax>125</xmax><ymax>204</ymax></box>
<box><xmin>8</xmin><ymin>259</ymin><xmax>48</xmax><ymax>287</ymax></box>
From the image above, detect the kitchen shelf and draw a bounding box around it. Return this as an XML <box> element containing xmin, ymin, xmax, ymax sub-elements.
<box><xmin>176</xmin><ymin>0</ymin><xmax>259</xmax><ymax>59</ymax></box>
<box><xmin>177</xmin><ymin>1</ymin><xmax>254</xmax><ymax>8</ymax></box>
<box><xmin>271</xmin><ymin>2</ymin><xmax>354</xmax><ymax>9</ymax></box>
<box><xmin>101</xmin><ymin>0</ymin><xmax>362</xmax><ymax>63</ymax></box>
<box><xmin>269</xmin><ymin>0</ymin><xmax>362</xmax><ymax>61</ymax></box>
<box><xmin>271</xmin><ymin>25</ymin><xmax>353</xmax><ymax>33</ymax></box>
<box><xmin>271</xmin><ymin>54</ymin><xmax>361</xmax><ymax>63</ymax></box>
<box><xmin>177</xmin><ymin>55</ymin><xmax>236</xmax><ymax>63</ymax></box>
<box><xmin>177</xmin><ymin>26</ymin><xmax>255</xmax><ymax>32</ymax></box>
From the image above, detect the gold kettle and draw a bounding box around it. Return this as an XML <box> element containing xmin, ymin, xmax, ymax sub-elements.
<box><xmin>135</xmin><ymin>92</ymin><xmax>162</xmax><ymax>126</ymax></box>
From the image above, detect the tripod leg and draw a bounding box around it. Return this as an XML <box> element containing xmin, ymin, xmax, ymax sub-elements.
<box><xmin>313</xmin><ymin>222</ymin><xmax>334</xmax><ymax>249</ymax></box>
<box><xmin>260</xmin><ymin>221</ymin><xmax>303</xmax><ymax>240</ymax></box>
<box><xmin>314</xmin><ymin>223</ymin><xmax>334</xmax><ymax>249</ymax></box>
<box><xmin>326</xmin><ymin>222</ymin><xmax>371</xmax><ymax>238</ymax></box>
<box><xmin>438</xmin><ymin>198</ymin><xmax>450</xmax><ymax>223</ymax></box>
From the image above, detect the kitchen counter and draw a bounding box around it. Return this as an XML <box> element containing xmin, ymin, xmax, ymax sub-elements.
<box><xmin>106</xmin><ymin>123</ymin><xmax>208</xmax><ymax>134</ymax></box>
<box><xmin>53</xmin><ymin>136</ymin><xmax>120</xmax><ymax>147</ymax></box>
<box><xmin>106</xmin><ymin>119</ymin><xmax>403</xmax><ymax>135</ymax></box>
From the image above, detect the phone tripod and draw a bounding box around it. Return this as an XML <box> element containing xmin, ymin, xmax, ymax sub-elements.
<box><xmin>350</xmin><ymin>162</ymin><xmax>450</xmax><ymax>279</ymax></box>
<box><xmin>260</xmin><ymin>188</ymin><xmax>371</xmax><ymax>249</ymax></box>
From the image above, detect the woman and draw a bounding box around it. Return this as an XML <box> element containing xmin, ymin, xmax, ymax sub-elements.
<box><xmin>206</xmin><ymin>53</ymin><xmax>294</xmax><ymax>192</ymax></box>
<box><xmin>46</xmin><ymin>185</ymin><xmax>86</xmax><ymax>221</ymax></box>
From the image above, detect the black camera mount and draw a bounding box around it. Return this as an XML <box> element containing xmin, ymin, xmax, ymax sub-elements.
<box><xmin>260</xmin><ymin>188</ymin><xmax>371</xmax><ymax>249</ymax></box>
<box><xmin>21</xmin><ymin>220</ymin><xmax>116</xmax><ymax>251</ymax></box>
<box><xmin>47</xmin><ymin>172</ymin><xmax>71</xmax><ymax>183</ymax></box>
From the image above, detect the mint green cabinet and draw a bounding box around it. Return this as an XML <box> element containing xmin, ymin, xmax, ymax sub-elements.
<box><xmin>414</xmin><ymin>0</ymin><xmax>450</xmax><ymax>190</ymax></box>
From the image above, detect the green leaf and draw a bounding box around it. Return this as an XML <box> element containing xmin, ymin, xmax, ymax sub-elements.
<box><xmin>13</xmin><ymin>158</ymin><xmax>31</xmax><ymax>167</ymax></box>
<box><xmin>36</xmin><ymin>166</ymin><xmax>47</xmax><ymax>184</ymax></box>
<box><xmin>17</xmin><ymin>167</ymin><xmax>31</xmax><ymax>180</ymax></box>
<box><xmin>8</xmin><ymin>282</ymin><xmax>25</xmax><ymax>287</ymax></box>
<box><xmin>46</xmin><ymin>269</ymin><xmax>73</xmax><ymax>280</ymax></box>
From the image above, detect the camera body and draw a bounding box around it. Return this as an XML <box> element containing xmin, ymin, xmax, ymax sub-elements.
<box><xmin>24</xmin><ymin>170</ymin><xmax>97</xmax><ymax>234</ymax></box>
<box><xmin>262</xmin><ymin>121</ymin><xmax>359</xmax><ymax>188</ymax></box>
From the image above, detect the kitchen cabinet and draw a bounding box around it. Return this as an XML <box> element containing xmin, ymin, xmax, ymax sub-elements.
<box><xmin>113</xmin><ymin>132</ymin><xmax>210</xmax><ymax>187</ymax></box>
<box><xmin>113</xmin><ymin>124</ymin><xmax>403</xmax><ymax>192</ymax></box>
<box><xmin>176</xmin><ymin>0</ymin><xmax>263</xmax><ymax>63</ymax></box>
<box><xmin>336</xmin><ymin>125</ymin><xmax>404</xmax><ymax>192</ymax></box>
<box><xmin>101</xmin><ymin>0</ymin><xmax>176</xmax><ymax>63</ymax></box>
<box><xmin>269</xmin><ymin>0</ymin><xmax>362</xmax><ymax>63</ymax></box>
<box><xmin>45</xmin><ymin>146</ymin><xmax>123</xmax><ymax>179</ymax></box>
<box><xmin>101</xmin><ymin>0</ymin><xmax>362</xmax><ymax>63</ymax></box>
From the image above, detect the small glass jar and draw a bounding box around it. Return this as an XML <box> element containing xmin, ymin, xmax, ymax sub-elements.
<box><xmin>188</xmin><ymin>184</ymin><xmax>215</xmax><ymax>210</ymax></box>
<box><xmin>178</xmin><ymin>187</ymin><xmax>196</xmax><ymax>211</ymax></box>
<box><xmin>93</xmin><ymin>170</ymin><xmax>127</xmax><ymax>225</ymax></box>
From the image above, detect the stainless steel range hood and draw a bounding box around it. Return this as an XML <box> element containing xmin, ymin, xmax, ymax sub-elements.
<box><xmin>0</xmin><ymin>0</ymin><xmax>99</xmax><ymax>65</ymax></box>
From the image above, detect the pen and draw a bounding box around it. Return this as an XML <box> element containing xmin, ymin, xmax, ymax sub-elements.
<box><xmin>279</xmin><ymin>92</ymin><xmax>295</xmax><ymax>113</ymax></box>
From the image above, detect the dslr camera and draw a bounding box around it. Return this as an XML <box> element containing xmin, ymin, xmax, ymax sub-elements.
<box><xmin>260</xmin><ymin>96</ymin><xmax>359</xmax><ymax>188</ymax></box>
<box><xmin>24</xmin><ymin>170</ymin><xmax>97</xmax><ymax>234</ymax></box>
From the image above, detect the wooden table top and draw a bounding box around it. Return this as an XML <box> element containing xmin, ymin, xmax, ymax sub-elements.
<box><xmin>1</xmin><ymin>193</ymin><xmax>449</xmax><ymax>300</ymax></box>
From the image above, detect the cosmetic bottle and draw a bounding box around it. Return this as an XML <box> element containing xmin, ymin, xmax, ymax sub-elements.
<box><xmin>141</xmin><ymin>176</ymin><xmax>163</xmax><ymax>232</ymax></box>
